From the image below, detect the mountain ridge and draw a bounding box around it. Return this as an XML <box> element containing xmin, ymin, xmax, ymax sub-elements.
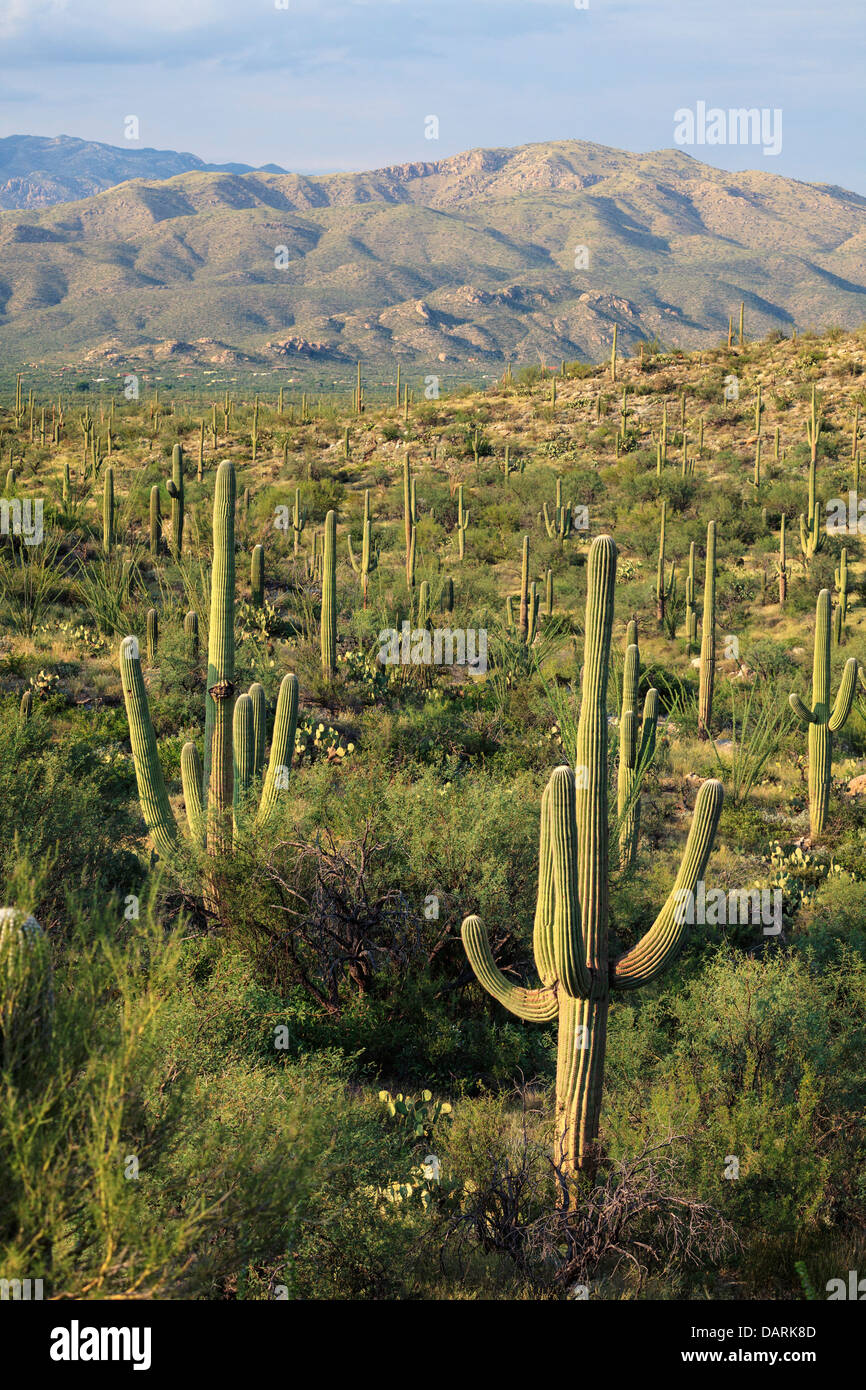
<box><xmin>1</xmin><ymin>137</ymin><xmax>865</xmax><ymax>372</ymax></box>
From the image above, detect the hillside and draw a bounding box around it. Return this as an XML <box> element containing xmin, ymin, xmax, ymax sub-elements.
<box><xmin>1</xmin><ymin>138</ymin><xmax>866</xmax><ymax>371</ymax></box>
<box><xmin>0</xmin><ymin>134</ymin><xmax>287</xmax><ymax>211</ymax></box>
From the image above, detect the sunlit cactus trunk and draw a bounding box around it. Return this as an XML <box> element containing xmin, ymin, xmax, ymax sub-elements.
<box><xmin>205</xmin><ymin>461</ymin><xmax>236</xmax><ymax>864</ymax></box>
<box><xmin>789</xmin><ymin>589</ymin><xmax>859</xmax><ymax>839</ymax></box>
<box><xmin>462</xmin><ymin>536</ymin><xmax>724</xmax><ymax>1183</ymax></box>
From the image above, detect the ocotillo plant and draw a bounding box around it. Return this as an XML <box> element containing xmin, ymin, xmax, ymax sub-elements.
<box><xmin>119</xmin><ymin>461</ymin><xmax>300</xmax><ymax>889</ymax></box>
<box><xmin>543</xmin><ymin>478</ymin><xmax>573</xmax><ymax>545</ymax></box>
<box><xmin>103</xmin><ymin>465</ymin><xmax>115</xmax><ymax>555</ymax></box>
<box><xmin>617</xmin><ymin>622</ymin><xmax>659</xmax><ymax>871</ymax></box>
<box><xmin>251</xmin><ymin>544</ymin><xmax>265</xmax><ymax>608</ymax></box>
<box><xmin>685</xmin><ymin>542</ymin><xmax>698</xmax><ymax>652</ymax></box>
<box><xmin>788</xmin><ymin>590</ymin><xmax>859</xmax><ymax>838</ymax></box>
<box><xmin>698</xmin><ymin>520</ymin><xmax>716</xmax><ymax>739</ymax></box>
<box><xmin>800</xmin><ymin>388</ymin><xmax>825</xmax><ymax>563</ymax></box>
<box><xmin>656</xmin><ymin>499</ymin><xmax>675</xmax><ymax>629</ymax></box>
<box><xmin>778</xmin><ymin>515</ymin><xmax>788</xmax><ymax>604</ymax></box>
<box><xmin>150</xmin><ymin>485</ymin><xmax>161</xmax><ymax>559</ymax></box>
<box><xmin>347</xmin><ymin>489</ymin><xmax>377</xmax><ymax>606</ymax></box>
<box><xmin>0</xmin><ymin>907</ymin><xmax>54</xmax><ymax>1077</ymax></box>
<box><xmin>321</xmin><ymin>509</ymin><xmax>337</xmax><ymax>681</ymax></box>
<box><xmin>167</xmin><ymin>443</ymin><xmax>185</xmax><ymax>559</ymax></box>
<box><xmin>461</xmin><ymin>535</ymin><xmax>724</xmax><ymax>1178</ymax></box>
<box><xmin>456</xmin><ymin>484</ymin><xmax>470</xmax><ymax>561</ymax></box>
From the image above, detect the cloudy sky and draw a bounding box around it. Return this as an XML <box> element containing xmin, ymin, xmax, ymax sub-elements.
<box><xmin>0</xmin><ymin>0</ymin><xmax>862</xmax><ymax>190</ymax></box>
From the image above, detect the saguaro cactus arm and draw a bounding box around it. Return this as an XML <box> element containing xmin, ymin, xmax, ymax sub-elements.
<box><xmin>460</xmin><ymin>916</ymin><xmax>558</xmax><ymax>1022</ymax></box>
<box><xmin>181</xmin><ymin>742</ymin><xmax>205</xmax><ymax>847</ymax></box>
<box><xmin>256</xmin><ymin>673</ymin><xmax>300</xmax><ymax>828</ymax></box>
<box><xmin>789</xmin><ymin>693</ymin><xmax>816</xmax><ymax>725</ymax></box>
<box><xmin>612</xmin><ymin>778</ymin><xmax>724</xmax><ymax>989</ymax></box>
<box><xmin>829</xmin><ymin>658</ymin><xmax>860</xmax><ymax>731</ymax></box>
<box><xmin>119</xmin><ymin>636</ymin><xmax>177</xmax><ymax>858</ymax></box>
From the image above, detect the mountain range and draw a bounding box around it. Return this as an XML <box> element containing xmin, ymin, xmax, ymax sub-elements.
<box><xmin>1</xmin><ymin>135</ymin><xmax>865</xmax><ymax>373</ymax></box>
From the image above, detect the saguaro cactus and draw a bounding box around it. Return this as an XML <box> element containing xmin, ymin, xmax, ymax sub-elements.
<box><xmin>778</xmin><ymin>515</ymin><xmax>787</xmax><ymax>604</ymax></box>
<box><xmin>119</xmin><ymin>461</ymin><xmax>300</xmax><ymax>885</ymax></box>
<box><xmin>617</xmin><ymin>622</ymin><xmax>659</xmax><ymax>870</ymax></box>
<box><xmin>321</xmin><ymin>508</ymin><xmax>337</xmax><ymax>681</ymax></box>
<box><xmin>150</xmin><ymin>485</ymin><xmax>162</xmax><ymax>559</ymax></box>
<box><xmin>347</xmin><ymin>489</ymin><xmax>377</xmax><ymax>606</ymax></box>
<box><xmin>184</xmin><ymin>610</ymin><xmax>199</xmax><ymax>662</ymax></box>
<box><xmin>835</xmin><ymin>547</ymin><xmax>850</xmax><ymax>627</ymax></box>
<box><xmin>656</xmin><ymin>499</ymin><xmax>674</xmax><ymax>629</ymax></box>
<box><xmin>543</xmin><ymin>478</ymin><xmax>573</xmax><ymax>546</ymax></box>
<box><xmin>800</xmin><ymin>388</ymin><xmax>825</xmax><ymax>563</ymax></box>
<box><xmin>103</xmin><ymin>465</ymin><xmax>115</xmax><ymax>555</ymax></box>
<box><xmin>251</xmin><ymin>544</ymin><xmax>265</xmax><ymax>608</ymax></box>
<box><xmin>461</xmin><ymin>536</ymin><xmax>723</xmax><ymax>1178</ymax></box>
<box><xmin>685</xmin><ymin>542</ymin><xmax>698</xmax><ymax>652</ymax></box>
<box><xmin>698</xmin><ymin>520</ymin><xmax>716</xmax><ymax>739</ymax></box>
<box><xmin>788</xmin><ymin>589</ymin><xmax>859</xmax><ymax>838</ymax></box>
<box><xmin>146</xmin><ymin>608</ymin><xmax>158</xmax><ymax>664</ymax></box>
<box><xmin>291</xmin><ymin>487</ymin><xmax>307</xmax><ymax>556</ymax></box>
<box><xmin>456</xmin><ymin>484</ymin><xmax>470</xmax><ymax>561</ymax></box>
<box><xmin>167</xmin><ymin>443</ymin><xmax>185</xmax><ymax>559</ymax></box>
<box><xmin>404</xmin><ymin>455</ymin><xmax>416</xmax><ymax>589</ymax></box>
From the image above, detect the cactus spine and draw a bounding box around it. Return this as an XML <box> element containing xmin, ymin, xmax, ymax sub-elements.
<box><xmin>788</xmin><ymin>590</ymin><xmax>859</xmax><ymax>838</ymax></box>
<box><xmin>461</xmin><ymin>536</ymin><xmax>724</xmax><ymax>1177</ymax></box>
<box><xmin>321</xmin><ymin>509</ymin><xmax>337</xmax><ymax>681</ymax></box>
<box><xmin>698</xmin><ymin>520</ymin><xmax>716</xmax><ymax>739</ymax></box>
<box><xmin>617</xmin><ymin>622</ymin><xmax>659</xmax><ymax>871</ymax></box>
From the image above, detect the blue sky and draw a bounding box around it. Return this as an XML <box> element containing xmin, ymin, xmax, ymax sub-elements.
<box><xmin>0</xmin><ymin>0</ymin><xmax>863</xmax><ymax>190</ymax></box>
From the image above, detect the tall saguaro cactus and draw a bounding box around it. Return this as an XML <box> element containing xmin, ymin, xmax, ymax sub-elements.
<box><xmin>698</xmin><ymin>520</ymin><xmax>716</xmax><ymax>739</ymax></box>
<box><xmin>103</xmin><ymin>465</ymin><xmax>115</xmax><ymax>555</ymax></box>
<box><xmin>167</xmin><ymin>443</ymin><xmax>185</xmax><ymax>559</ymax></box>
<box><xmin>119</xmin><ymin>461</ymin><xmax>300</xmax><ymax>898</ymax></box>
<box><xmin>656</xmin><ymin>499</ymin><xmax>674</xmax><ymax>629</ymax></box>
<box><xmin>685</xmin><ymin>541</ymin><xmax>698</xmax><ymax>652</ymax></box>
<box><xmin>800</xmin><ymin>388</ymin><xmax>825</xmax><ymax>563</ymax></box>
<box><xmin>321</xmin><ymin>508</ymin><xmax>337</xmax><ymax>681</ymax></box>
<box><xmin>543</xmin><ymin>478</ymin><xmax>573</xmax><ymax>546</ymax></box>
<box><xmin>617</xmin><ymin>622</ymin><xmax>659</xmax><ymax>870</ymax></box>
<box><xmin>347</xmin><ymin>489</ymin><xmax>377</xmax><ymax>605</ymax></box>
<box><xmin>461</xmin><ymin>536</ymin><xmax>724</xmax><ymax>1178</ymax></box>
<box><xmin>788</xmin><ymin>589</ymin><xmax>859</xmax><ymax>838</ymax></box>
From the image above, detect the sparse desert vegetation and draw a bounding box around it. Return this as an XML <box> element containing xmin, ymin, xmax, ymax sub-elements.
<box><xmin>2</xmin><ymin>322</ymin><xmax>866</xmax><ymax>1302</ymax></box>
